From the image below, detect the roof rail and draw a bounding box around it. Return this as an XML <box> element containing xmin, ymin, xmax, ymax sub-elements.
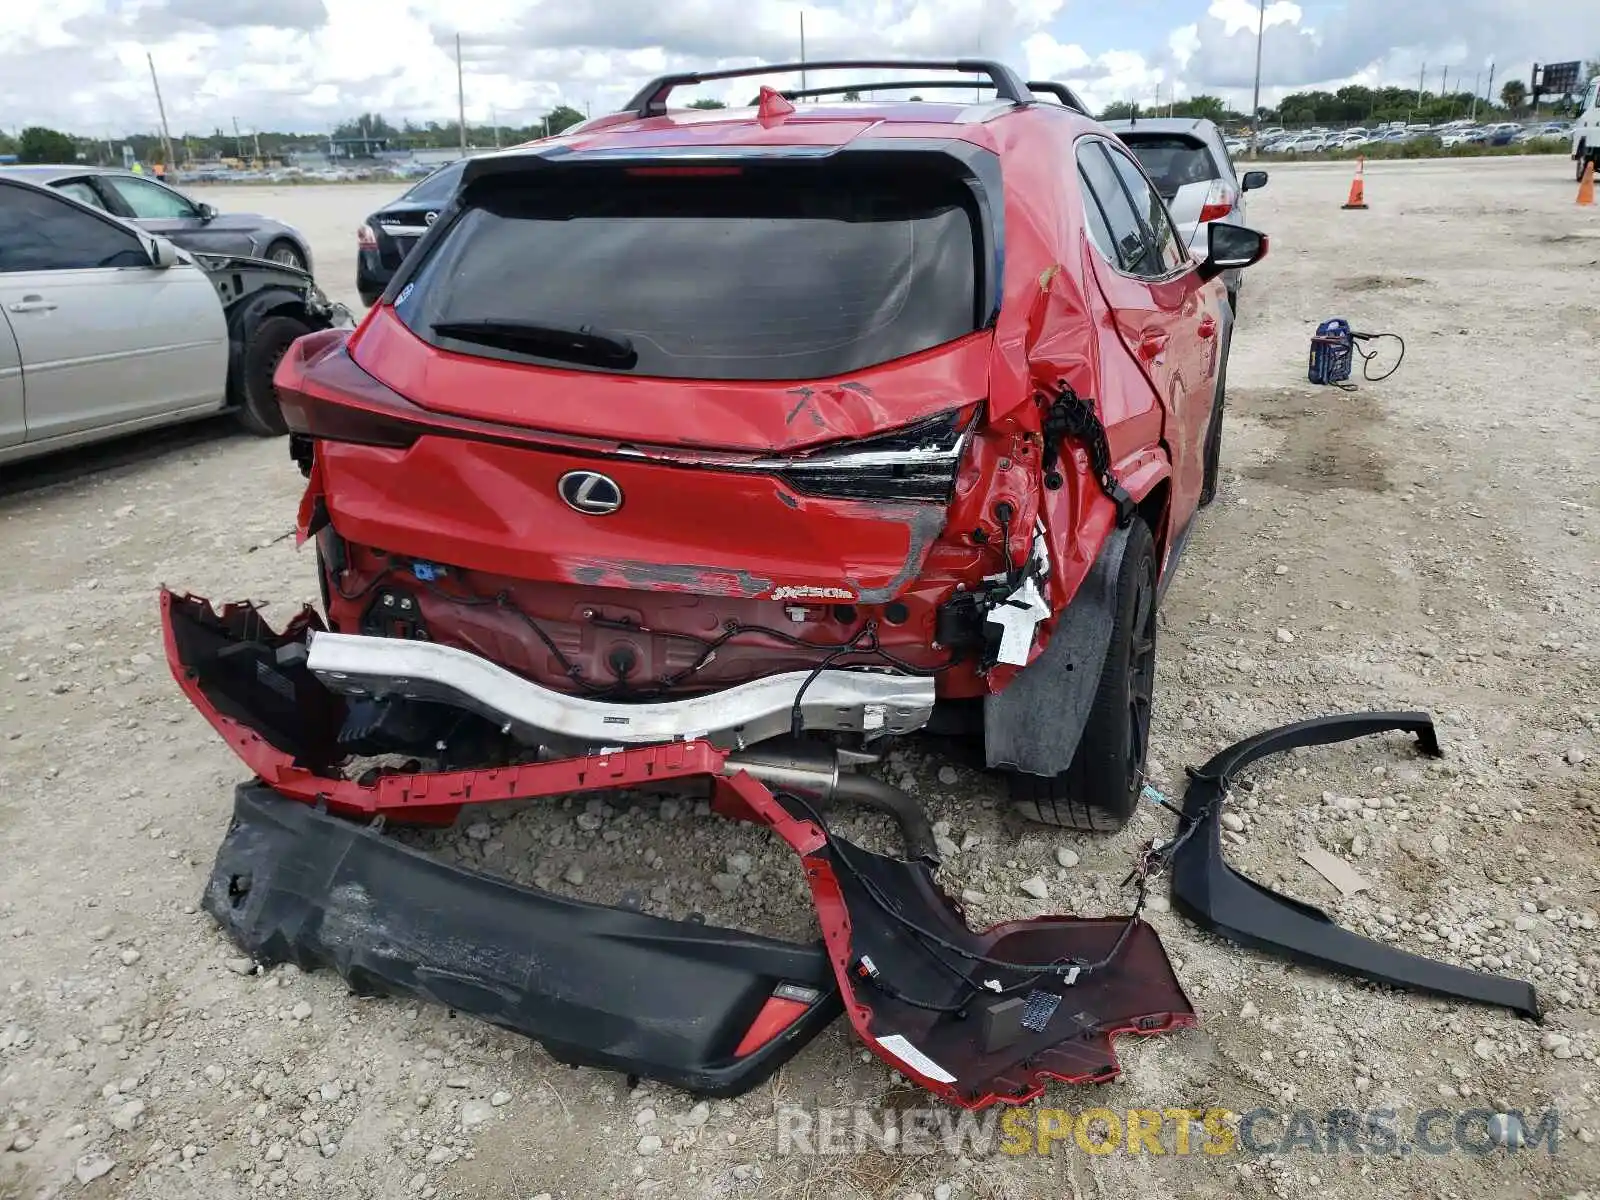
<box><xmin>760</xmin><ymin>77</ymin><xmax>1088</xmax><ymax>114</ymax></box>
<box><xmin>623</xmin><ymin>59</ymin><xmax>1036</xmax><ymax>117</ymax></box>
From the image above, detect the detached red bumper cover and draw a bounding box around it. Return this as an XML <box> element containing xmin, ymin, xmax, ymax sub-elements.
<box><xmin>164</xmin><ymin>589</ymin><xmax>1195</xmax><ymax>1107</ymax></box>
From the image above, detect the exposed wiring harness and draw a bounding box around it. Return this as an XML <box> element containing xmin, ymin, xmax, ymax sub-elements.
<box><xmin>776</xmin><ymin>790</ymin><xmax>1150</xmax><ymax>1017</ymax></box>
<box><xmin>396</xmin><ymin>575</ymin><xmax>959</xmax><ymax>702</ymax></box>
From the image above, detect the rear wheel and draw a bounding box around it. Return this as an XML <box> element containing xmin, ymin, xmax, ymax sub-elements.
<box><xmin>1008</xmin><ymin>517</ymin><xmax>1157</xmax><ymax>832</ymax></box>
<box><xmin>235</xmin><ymin>314</ymin><xmax>312</xmax><ymax>437</ymax></box>
<box><xmin>1579</xmin><ymin>145</ymin><xmax>1591</xmax><ymax>183</ymax></box>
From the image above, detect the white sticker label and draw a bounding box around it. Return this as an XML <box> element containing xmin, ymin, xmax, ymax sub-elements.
<box><xmin>875</xmin><ymin>1034</ymin><xmax>958</xmax><ymax>1084</ymax></box>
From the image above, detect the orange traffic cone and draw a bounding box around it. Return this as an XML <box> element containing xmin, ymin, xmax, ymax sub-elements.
<box><xmin>1580</xmin><ymin>160</ymin><xmax>1596</xmax><ymax>207</ymax></box>
<box><xmin>1341</xmin><ymin>156</ymin><xmax>1368</xmax><ymax>210</ymax></box>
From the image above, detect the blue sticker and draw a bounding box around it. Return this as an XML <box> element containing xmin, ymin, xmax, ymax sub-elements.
<box><xmin>395</xmin><ymin>282</ymin><xmax>414</xmax><ymax>306</ymax></box>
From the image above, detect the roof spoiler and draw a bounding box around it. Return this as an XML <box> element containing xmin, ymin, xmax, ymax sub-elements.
<box><xmin>759</xmin><ymin>77</ymin><xmax>1087</xmax><ymax>114</ymax></box>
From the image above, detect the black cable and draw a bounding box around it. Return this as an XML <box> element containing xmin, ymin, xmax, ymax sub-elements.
<box><xmin>381</xmin><ymin>570</ymin><xmax>960</xmax><ymax>698</ymax></box>
<box><xmin>1352</xmin><ymin>330</ymin><xmax>1405</xmax><ymax>382</ymax></box>
<box><xmin>788</xmin><ymin>627</ymin><xmax>876</xmax><ymax>738</ymax></box>
<box><xmin>995</xmin><ymin>502</ymin><xmax>1017</xmax><ymax>587</ymax></box>
<box><xmin>779</xmin><ymin>791</ymin><xmax>1147</xmax><ymax>1001</ymax></box>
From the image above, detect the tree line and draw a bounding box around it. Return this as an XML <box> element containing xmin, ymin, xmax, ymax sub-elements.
<box><xmin>0</xmin><ymin>104</ymin><xmax>599</xmax><ymax>166</ymax></box>
<box><xmin>1099</xmin><ymin>73</ymin><xmax>1597</xmax><ymax>128</ymax></box>
<box><xmin>5</xmin><ymin>70</ymin><xmax>1596</xmax><ymax>166</ymax></box>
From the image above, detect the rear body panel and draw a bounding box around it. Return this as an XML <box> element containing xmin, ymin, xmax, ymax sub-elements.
<box><xmin>279</xmin><ymin>101</ymin><xmax>1227</xmax><ymax>705</ymax></box>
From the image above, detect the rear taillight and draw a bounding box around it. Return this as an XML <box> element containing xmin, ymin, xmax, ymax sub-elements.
<box><xmin>357</xmin><ymin>223</ymin><xmax>378</xmax><ymax>250</ymax></box>
<box><xmin>1197</xmin><ymin>181</ymin><xmax>1237</xmax><ymax>224</ymax></box>
<box><xmin>766</xmin><ymin>407</ymin><xmax>978</xmax><ymax>504</ymax></box>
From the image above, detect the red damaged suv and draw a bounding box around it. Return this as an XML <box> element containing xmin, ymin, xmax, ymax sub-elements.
<box><xmin>163</xmin><ymin>61</ymin><xmax>1267</xmax><ymax>1109</ymax></box>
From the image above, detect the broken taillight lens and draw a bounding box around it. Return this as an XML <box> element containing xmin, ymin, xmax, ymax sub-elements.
<box><xmin>769</xmin><ymin>407</ymin><xmax>978</xmax><ymax>504</ymax></box>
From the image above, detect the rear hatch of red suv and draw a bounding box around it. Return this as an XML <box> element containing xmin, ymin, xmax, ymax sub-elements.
<box><xmin>277</xmin><ymin>138</ymin><xmax>1007</xmax><ymax>695</ymax></box>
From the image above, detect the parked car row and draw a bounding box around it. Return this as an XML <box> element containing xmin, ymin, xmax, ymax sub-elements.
<box><xmin>1242</xmin><ymin>118</ymin><xmax>1573</xmax><ymax>155</ymax></box>
<box><xmin>0</xmin><ymin>172</ymin><xmax>351</xmax><ymax>466</ymax></box>
<box><xmin>1100</xmin><ymin>118</ymin><xmax>1267</xmax><ymax>314</ymax></box>
<box><xmin>0</xmin><ymin>164</ymin><xmax>314</xmax><ymax>269</ymax></box>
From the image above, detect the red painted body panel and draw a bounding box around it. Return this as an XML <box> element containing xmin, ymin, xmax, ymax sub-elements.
<box><xmin>273</xmin><ymin>93</ymin><xmax>1231</xmax><ymax>700</ymax></box>
<box><xmin>345</xmin><ymin>308</ymin><xmax>996</xmax><ymax>453</ymax></box>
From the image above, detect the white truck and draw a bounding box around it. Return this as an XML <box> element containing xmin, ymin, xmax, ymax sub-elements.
<box><xmin>1573</xmin><ymin>76</ymin><xmax>1600</xmax><ymax>181</ymax></box>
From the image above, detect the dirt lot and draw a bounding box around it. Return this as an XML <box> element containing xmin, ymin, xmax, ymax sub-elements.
<box><xmin>1</xmin><ymin>156</ymin><xmax>1598</xmax><ymax>1200</ymax></box>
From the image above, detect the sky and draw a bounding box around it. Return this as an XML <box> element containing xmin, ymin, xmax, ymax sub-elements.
<box><xmin>3</xmin><ymin>0</ymin><xmax>1597</xmax><ymax>137</ymax></box>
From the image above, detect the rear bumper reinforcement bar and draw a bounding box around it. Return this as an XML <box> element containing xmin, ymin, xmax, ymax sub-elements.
<box><xmin>1169</xmin><ymin>711</ymin><xmax>1542</xmax><ymax>1021</ymax></box>
<box><xmin>304</xmin><ymin>629</ymin><xmax>936</xmax><ymax>750</ymax></box>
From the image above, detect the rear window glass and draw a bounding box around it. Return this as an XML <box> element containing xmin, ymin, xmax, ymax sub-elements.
<box><xmin>401</xmin><ymin>161</ymin><xmax>465</xmax><ymax>203</ymax></box>
<box><xmin>394</xmin><ymin>167</ymin><xmax>982</xmax><ymax>380</ymax></box>
<box><xmin>1116</xmin><ymin>136</ymin><xmax>1219</xmax><ymax>199</ymax></box>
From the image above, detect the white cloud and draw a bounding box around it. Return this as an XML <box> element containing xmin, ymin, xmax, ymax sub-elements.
<box><xmin>1</xmin><ymin>0</ymin><xmax>1597</xmax><ymax>135</ymax></box>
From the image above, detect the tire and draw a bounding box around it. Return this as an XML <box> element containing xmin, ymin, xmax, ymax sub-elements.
<box><xmin>1580</xmin><ymin>146</ymin><xmax>1591</xmax><ymax>184</ymax></box>
<box><xmin>1198</xmin><ymin>340</ymin><xmax>1230</xmax><ymax>508</ymax></box>
<box><xmin>1008</xmin><ymin>517</ymin><xmax>1158</xmax><ymax>833</ymax></box>
<box><xmin>235</xmin><ymin>314</ymin><xmax>312</xmax><ymax>437</ymax></box>
<box><xmin>264</xmin><ymin>239</ymin><xmax>307</xmax><ymax>271</ymax></box>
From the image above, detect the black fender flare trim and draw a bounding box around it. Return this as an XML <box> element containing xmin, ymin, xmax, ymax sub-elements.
<box><xmin>1170</xmin><ymin>711</ymin><xmax>1542</xmax><ymax>1021</ymax></box>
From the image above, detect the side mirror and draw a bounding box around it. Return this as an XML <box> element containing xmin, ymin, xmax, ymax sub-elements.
<box><xmin>1196</xmin><ymin>223</ymin><xmax>1267</xmax><ymax>282</ymax></box>
<box><xmin>196</xmin><ymin>202</ymin><xmax>217</xmax><ymax>221</ymax></box>
<box><xmin>146</xmin><ymin>236</ymin><xmax>180</xmax><ymax>270</ymax></box>
<box><xmin>1241</xmin><ymin>170</ymin><xmax>1269</xmax><ymax>191</ymax></box>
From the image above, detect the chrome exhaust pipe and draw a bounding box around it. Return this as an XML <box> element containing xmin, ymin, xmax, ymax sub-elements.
<box><xmin>723</xmin><ymin>744</ymin><xmax>938</xmax><ymax>864</ymax></box>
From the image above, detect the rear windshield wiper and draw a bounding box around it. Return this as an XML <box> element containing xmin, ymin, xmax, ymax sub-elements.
<box><xmin>430</xmin><ymin>319</ymin><xmax>638</xmax><ymax>369</ymax></box>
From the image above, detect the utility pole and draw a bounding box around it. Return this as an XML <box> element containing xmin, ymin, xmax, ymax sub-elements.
<box><xmin>232</xmin><ymin>116</ymin><xmax>243</xmax><ymax>159</ymax></box>
<box><xmin>1441</xmin><ymin>66</ymin><xmax>1449</xmax><ymax>96</ymax></box>
<box><xmin>799</xmin><ymin>11</ymin><xmax>807</xmax><ymax>95</ymax></box>
<box><xmin>490</xmin><ymin>105</ymin><xmax>500</xmax><ymax>148</ymax></box>
<box><xmin>1485</xmin><ymin>60</ymin><xmax>1495</xmax><ymax>108</ymax></box>
<box><xmin>1471</xmin><ymin>72</ymin><xmax>1479</xmax><ymax>120</ymax></box>
<box><xmin>456</xmin><ymin>33</ymin><xmax>467</xmax><ymax>155</ymax></box>
<box><xmin>1249</xmin><ymin>0</ymin><xmax>1265</xmax><ymax>156</ymax></box>
<box><xmin>147</xmin><ymin>52</ymin><xmax>177</xmax><ymax>178</ymax></box>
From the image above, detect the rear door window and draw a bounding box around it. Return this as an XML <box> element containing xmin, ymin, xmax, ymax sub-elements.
<box><xmin>396</xmin><ymin>167</ymin><xmax>982</xmax><ymax>380</ymax></box>
<box><xmin>1102</xmin><ymin>145</ymin><xmax>1188</xmax><ymax>276</ymax></box>
<box><xmin>1077</xmin><ymin>142</ymin><xmax>1162</xmax><ymax>276</ymax></box>
<box><xmin>0</xmin><ymin>184</ymin><xmax>149</xmax><ymax>272</ymax></box>
<box><xmin>1116</xmin><ymin>135</ymin><xmax>1220</xmax><ymax>199</ymax></box>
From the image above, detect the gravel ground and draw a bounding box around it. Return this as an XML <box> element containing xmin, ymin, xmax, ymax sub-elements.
<box><xmin>1</xmin><ymin>156</ymin><xmax>1597</xmax><ymax>1200</ymax></box>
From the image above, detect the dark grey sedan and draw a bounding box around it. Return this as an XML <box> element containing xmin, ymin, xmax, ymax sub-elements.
<box><xmin>0</xmin><ymin>165</ymin><xmax>314</xmax><ymax>272</ymax></box>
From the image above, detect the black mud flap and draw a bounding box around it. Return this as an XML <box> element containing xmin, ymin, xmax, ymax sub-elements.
<box><xmin>205</xmin><ymin>784</ymin><xmax>843</xmax><ymax>1096</ymax></box>
<box><xmin>984</xmin><ymin>524</ymin><xmax>1129</xmax><ymax>777</ymax></box>
<box><xmin>1169</xmin><ymin>712</ymin><xmax>1543</xmax><ymax>1021</ymax></box>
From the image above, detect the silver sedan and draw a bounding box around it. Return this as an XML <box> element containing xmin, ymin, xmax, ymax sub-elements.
<box><xmin>0</xmin><ymin>164</ymin><xmax>314</xmax><ymax>272</ymax></box>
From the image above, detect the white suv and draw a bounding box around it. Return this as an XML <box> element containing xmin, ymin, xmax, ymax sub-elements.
<box><xmin>1573</xmin><ymin>77</ymin><xmax>1600</xmax><ymax>181</ymax></box>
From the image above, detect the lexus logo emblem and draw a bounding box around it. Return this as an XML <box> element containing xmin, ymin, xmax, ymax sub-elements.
<box><xmin>558</xmin><ymin>471</ymin><xmax>624</xmax><ymax>515</ymax></box>
<box><xmin>424</xmin><ymin>211</ymin><xmax>437</xmax><ymax>225</ymax></box>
